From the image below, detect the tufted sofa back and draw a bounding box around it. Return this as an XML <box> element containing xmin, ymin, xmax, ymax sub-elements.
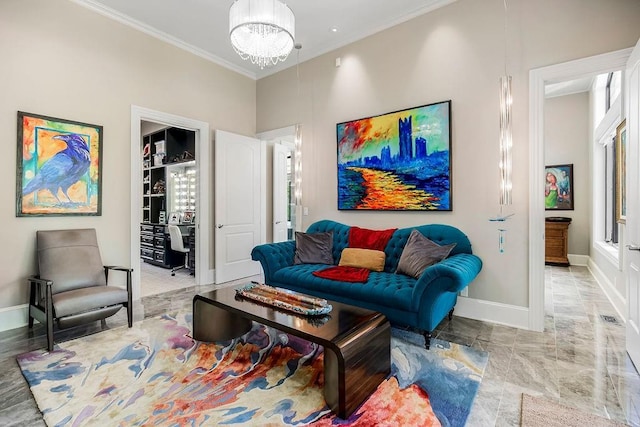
<box><xmin>306</xmin><ymin>220</ymin><xmax>473</xmax><ymax>273</ymax></box>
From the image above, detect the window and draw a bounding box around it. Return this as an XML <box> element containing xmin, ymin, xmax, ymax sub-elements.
<box><xmin>606</xmin><ymin>71</ymin><xmax>622</xmax><ymax>112</ymax></box>
<box><xmin>594</xmin><ymin>70</ymin><xmax>622</xmax><ymax>250</ymax></box>
<box><xmin>604</xmin><ymin>136</ymin><xmax>618</xmax><ymax>245</ymax></box>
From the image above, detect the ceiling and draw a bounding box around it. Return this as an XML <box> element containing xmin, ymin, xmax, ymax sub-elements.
<box><xmin>545</xmin><ymin>77</ymin><xmax>594</xmax><ymax>98</ymax></box>
<box><xmin>73</xmin><ymin>0</ymin><xmax>457</xmax><ymax>80</ymax></box>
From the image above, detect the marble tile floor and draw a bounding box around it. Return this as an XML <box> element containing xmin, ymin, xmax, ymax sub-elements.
<box><xmin>139</xmin><ymin>259</ymin><xmax>195</xmax><ymax>297</ymax></box>
<box><xmin>463</xmin><ymin>265</ymin><xmax>640</xmax><ymax>426</ymax></box>
<box><xmin>0</xmin><ymin>266</ymin><xmax>638</xmax><ymax>426</ymax></box>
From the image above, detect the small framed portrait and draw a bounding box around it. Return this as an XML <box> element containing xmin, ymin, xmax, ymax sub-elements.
<box><xmin>545</xmin><ymin>164</ymin><xmax>574</xmax><ymax>210</ymax></box>
<box><xmin>168</xmin><ymin>211</ymin><xmax>181</xmax><ymax>225</ymax></box>
<box><xmin>182</xmin><ymin>211</ymin><xmax>195</xmax><ymax>224</ymax></box>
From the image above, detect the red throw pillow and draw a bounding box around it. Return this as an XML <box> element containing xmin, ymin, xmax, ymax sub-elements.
<box><xmin>348</xmin><ymin>226</ymin><xmax>397</xmax><ymax>251</ymax></box>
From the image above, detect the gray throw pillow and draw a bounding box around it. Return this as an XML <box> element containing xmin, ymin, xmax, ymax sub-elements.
<box><xmin>396</xmin><ymin>229</ymin><xmax>456</xmax><ymax>278</ymax></box>
<box><xmin>294</xmin><ymin>231</ymin><xmax>334</xmax><ymax>265</ymax></box>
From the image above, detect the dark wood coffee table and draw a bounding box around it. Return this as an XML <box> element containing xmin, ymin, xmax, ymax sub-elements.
<box><xmin>192</xmin><ymin>285</ymin><xmax>390</xmax><ymax>419</ymax></box>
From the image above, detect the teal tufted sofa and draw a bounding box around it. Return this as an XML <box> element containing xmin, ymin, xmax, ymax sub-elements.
<box><xmin>251</xmin><ymin>220</ymin><xmax>482</xmax><ymax>348</ymax></box>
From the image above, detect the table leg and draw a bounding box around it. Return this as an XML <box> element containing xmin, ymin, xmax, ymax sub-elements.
<box><xmin>193</xmin><ymin>296</ymin><xmax>252</xmax><ymax>342</ymax></box>
<box><xmin>323</xmin><ymin>317</ymin><xmax>390</xmax><ymax>419</ymax></box>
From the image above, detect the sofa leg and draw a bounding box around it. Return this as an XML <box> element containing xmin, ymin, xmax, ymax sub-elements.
<box><xmin>448</xmin><ymin>308</ymin><xmax>454</xmax><ymax>321</ymax></box>
<box><xmin>423</xmin><ymin>331</ymin><xmax>432</xmax><ymax>350</ymax></box>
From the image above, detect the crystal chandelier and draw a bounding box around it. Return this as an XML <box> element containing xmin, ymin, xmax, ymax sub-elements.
<box><xmin>229</xmin><ymin>0</ymin><xmax>295</xmax><ymax>69</ymax></box>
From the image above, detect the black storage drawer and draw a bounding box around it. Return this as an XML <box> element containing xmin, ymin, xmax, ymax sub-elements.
<box><xmin>154</xmin><ymin>225</ymin><xmax>166</xmax><ymax>235</ymax></box>
<box><xmin>141</xmin><ymin>224</ymin><xmax>154</xmax><ymax>233</ymax></box>
<box><xmin>140</xmin><ymin>247</ymin><xmax>154</xmax><ymax>259</ymax></box>
<box><xmin>154</xmin><ymin>250</ymin><xmax>165</xmax><ymax>262</ymax></box>
<box><xmin>154</xmin><ymin>237</ymin><xmax>165</xmax><ymax>248</ymax></box>
<box><xmin>141</xmin><ymin>234</ymin><xmax>154</xmax><ymax>246</ymax></box>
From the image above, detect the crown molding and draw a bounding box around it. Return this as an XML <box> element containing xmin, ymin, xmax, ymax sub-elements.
<box><xmin>70</xmin><ymin>0</ymin><xmax>257</xmax><ymax>80</ymax></box>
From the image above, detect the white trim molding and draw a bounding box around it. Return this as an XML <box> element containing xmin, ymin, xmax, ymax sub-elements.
<box><xmin>0</xmin><ymin>304</ymin><xmax>30</xmax><ymax>332</ymax></box>
<box><xmin>529</xmin><ymin>47</ymin><xmax>633</xmax><ymax>332</ymax></box>
<box><xmin>567</xmin><ymin>254</ymin><xmax>590</xmax><ymax>266</ymax></box>
<box><xmin>588</xmin><ymin>260</ymin><xmax>627</xmax><ymax>323</ymax></box>
<box><xmin>455</xmin><ymin>297</ymin><xmax>529</xmax><ymax>330</ymax></box>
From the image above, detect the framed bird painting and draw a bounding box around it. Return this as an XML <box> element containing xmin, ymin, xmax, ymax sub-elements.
<box><xmin>16</xmin><ymin>111</ymin><xmax>103</xmax><ymax>216</ymax></box>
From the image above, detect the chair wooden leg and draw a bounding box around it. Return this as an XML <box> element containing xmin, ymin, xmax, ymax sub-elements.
<box><xmin>448</xmin><ymin>308</ymin><xmax>454</xmax><ymax>321</ymax></box>
<box><xmin>46</xmin><ymin>326</ymin><xmax>54</xmax><ymax>352</ymax></box>
<box><xmin>28</xmin><ymin>281</ymin><xmax>36</xmax><ymax>328</ymax></box>
<box><xmin>101</xmin><ymin>319</ymin><xmax>107</xmax><ymax>329</ymax></box>
<box><xmin>127</xmin><ymin>304</ymin><xmax>133</xmax><ymax>328</ymax></box>
<box><xmin>46</xmin><ymin>285</ymin><xmax>54</xmax><ymax>352</ymax></box>
<box><xmin>126</xmin><ymin>269</ymin><xmax>133</xmax><ymax>328</ymax></box>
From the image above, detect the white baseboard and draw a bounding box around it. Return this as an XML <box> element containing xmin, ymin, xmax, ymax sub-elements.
<box><xmin>0</xmin><ymin>304</ymin><xmax>29</xmax><ymax>332</ymax></box>
<box><xmin>587</xmin><ymin>259</ymin><xmax>626</xmax><ymax>323</ymax></box>
<box><xmin>455</xmin><ymin>296</ymin><xmax>529</xmax><ymax>330</ymax></box>
<box><xmin>568</xmin><ymin>254</ymin><xmax>589</xmax><ymax>266</ymax></box>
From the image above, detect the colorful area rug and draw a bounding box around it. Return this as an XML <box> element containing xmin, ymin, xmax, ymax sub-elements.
<box><xmin>17</xmin><ymin>312</ymin><xmax>488</xmax><ymax>426</ymax></box>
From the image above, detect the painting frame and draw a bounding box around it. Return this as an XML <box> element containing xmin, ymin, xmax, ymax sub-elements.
<box><xmin>545</xmin><ymin>163</ymin><xmax>574</xmax><ymax>211</ymax></box>
<box><xmin>16</xmin><ymin>111</ymin><xmax>103</xmax><ymax>217</ymax></box>
<box><xmin>168</xmin><ymin>212</ymin><xmax>181</xmax><ymax>225</ymax></box>
<box><xmin>616</xmin><ymin>119</ymin><xmax>626</xmax><ymax>224</ymax></box>
<box><xmin>182</xmin><ymin>210</ymin><xmax>195</xmax><ymax>224</ymax></box>
<box><xmin>336</xmin><ymin>100</ymin><xmax>452</xmax><ymax>211</ymax></box>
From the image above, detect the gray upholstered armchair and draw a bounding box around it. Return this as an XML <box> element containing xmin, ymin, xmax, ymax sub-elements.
<box><xmin>28</xmin><ymin>228</ymin><xmax>133</xmax><ymax>351</ymax></box>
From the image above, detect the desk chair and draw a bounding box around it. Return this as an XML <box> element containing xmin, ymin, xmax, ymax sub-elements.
<box><xmin>168</xmin><ymin>225</ymin><xmax>189</xmax><ymax>276</ymax></box>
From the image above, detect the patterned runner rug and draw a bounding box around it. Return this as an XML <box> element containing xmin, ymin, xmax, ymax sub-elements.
<box><xmin>17</xmin><ymin>312</ymin><xmax>488</xmax><ymax>426</ymax></box>
<box><xmin>521</xmin><ymin>394</ymin><xmax>629</xmax><ymax>427</ymax></box>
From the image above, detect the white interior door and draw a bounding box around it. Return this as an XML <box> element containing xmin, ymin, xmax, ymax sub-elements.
<box><xmin>273</xmin><ymin>142</ymin><xmax>290</xmax><ymax>243</ymax></box>
<box><xmin>214</xmin><ymin>130</ymin><xmax>262</xmax><ymax>284</ymax></box>
<box><xmin>625</xmin><ymin>38</ymin><xmax>640</xmax><ymax>370</ymax></box>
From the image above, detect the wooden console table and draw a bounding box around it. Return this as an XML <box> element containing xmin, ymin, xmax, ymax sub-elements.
<box><xmin>545</xmin><ymin>217</ymin><xmax>571</xmax><ymax>266</ymax></box>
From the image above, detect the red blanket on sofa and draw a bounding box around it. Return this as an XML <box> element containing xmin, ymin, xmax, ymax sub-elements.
<box><xmin>312</xmin><ymin>266</ymin><xmax>370</xmax><ymax>283</ymax></box>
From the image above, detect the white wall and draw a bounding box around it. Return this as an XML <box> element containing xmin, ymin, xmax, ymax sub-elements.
<box><xmin>256</xmin><ymin>0</ymin><xmax>640</xmax><ymax>312</ymax></box>
<box><xmin>0</xmin><ymin>0</ymin><xmax>256</xmax><ymax>310</ymax></box>
<box><xmin>544</xmin><ymin>92</ymin><xmax>590</xmax><ymax>255</ymax></box>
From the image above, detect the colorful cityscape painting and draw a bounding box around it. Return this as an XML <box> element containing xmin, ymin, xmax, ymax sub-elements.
<box><xmin>337</xmin><ymin>100</ymin><xmax>452</xmax><ymax>210</ymax></box>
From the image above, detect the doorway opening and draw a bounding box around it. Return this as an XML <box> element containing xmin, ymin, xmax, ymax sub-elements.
<box><xmin>257</xmin><ymin>124</ymin><xmax>301</xmax><ymax>243</ymax></box>
<box><xmin>139</xmin><ymin>121</ymin><xmax>197</xmax><ymax>297</ymax></box>
<box><xmin>130</xmin><ymin>106</ymin><xmax>211</xmax><ymax>302</ymax></box>
<box><xmin>529</xmin><ymin>48</ymin><xmax>632</xmax><ymax>331</ymax></box>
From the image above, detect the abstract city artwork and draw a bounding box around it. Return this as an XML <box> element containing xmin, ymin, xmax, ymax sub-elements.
<box><xmin>544</xmin><ymin>164</ymin><xmax>573</xmax><ymax>210</ymax></box>
<box><xmin>16</xmin><ymin>111</ymin><xmax>103</xmax><ymax>216</ymax></box>
<box><xmin>337</xmin><ymin>100</ymin><xmax>452</xmax><ymax>211</ymax></box>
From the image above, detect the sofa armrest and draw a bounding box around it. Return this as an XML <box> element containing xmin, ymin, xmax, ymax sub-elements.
<box><xmin>251</xmin><ymin>241</ymin><xmax>296</xmax><ymax>283</ymax></box>
<box><xmin>417</xmin><ymin>253</ymin><xmax>483</xmax><ymax>294</ymax></box>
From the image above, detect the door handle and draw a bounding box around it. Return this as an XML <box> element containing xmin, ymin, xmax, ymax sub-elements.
<box><xmin>627</xmin><ymin>244</ymin><xmax>640</xmax><ymax>251</ymax></box>
<box><xmin>217</xmin><ymin>224</ymin><xmax>223</xmax><ymax>229</ymax></box>
<box><xmin>275</xmin><ymin>221</ymin><xmax>282</xmax><ymax>224</ymax></box>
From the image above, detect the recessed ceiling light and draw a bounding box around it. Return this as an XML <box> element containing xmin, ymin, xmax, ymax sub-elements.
<box><xmin>331</xmin><ymin>27</ymin><xmax>338</xmax><ymax>33</ymax></box>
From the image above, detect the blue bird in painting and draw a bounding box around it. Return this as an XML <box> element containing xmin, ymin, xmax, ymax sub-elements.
<box><xmin>22</xmin><ymin>133</ymin><xmax>91</xmax><ymax>205</ymax></box>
